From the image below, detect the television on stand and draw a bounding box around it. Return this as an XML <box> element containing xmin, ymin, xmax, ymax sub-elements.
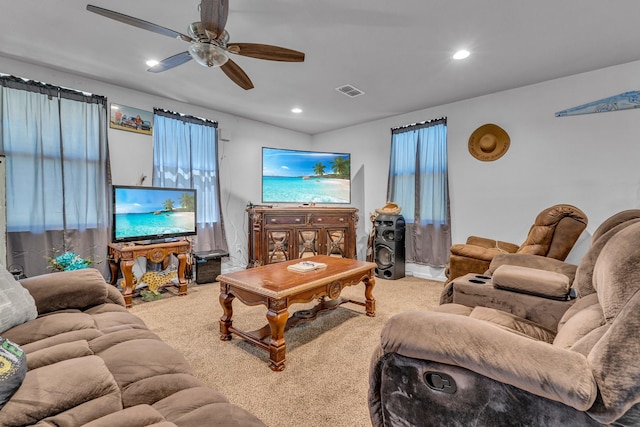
<box><xmin>262</xmin><ymin>147</ymin><xmax>351</xmax><ymax>204</ymax></box>
<box><xmin>111</xmin><ymin>185</ymin><xmax>197</xmax><ymax>244</ymax></box>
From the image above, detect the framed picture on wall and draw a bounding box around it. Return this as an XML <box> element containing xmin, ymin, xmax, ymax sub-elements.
<box><xmin>110</xmin><ymin>103</ymin><xmax>153</xmax><ymax>135</ymax></box>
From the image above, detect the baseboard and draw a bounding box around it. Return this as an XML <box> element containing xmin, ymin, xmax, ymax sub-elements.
<box><xmin>405</xmin><ymin>264</ymin><xmax>447</xmax><ymax>282</ymax></box>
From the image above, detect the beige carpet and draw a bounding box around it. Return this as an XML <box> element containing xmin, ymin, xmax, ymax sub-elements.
<box><xmin>130</xmin><ymin>275</ymin><xmax>445</xmax><ymax>427</ymax></box>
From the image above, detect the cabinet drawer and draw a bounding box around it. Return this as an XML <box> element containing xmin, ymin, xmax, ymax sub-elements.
<box><xmin>264</xmin><ymin>215</ymin><xmax>305</xmax><ymax>225</ymax></box>
<box><xmin>310</xmin><ymin>214</ymin><xmax>349</xmax><ymax>225</ymax></box>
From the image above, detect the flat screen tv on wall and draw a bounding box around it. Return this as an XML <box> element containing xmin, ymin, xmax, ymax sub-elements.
<box><xmin>112</xmin><ymin>185</ymin><xmax>197</xmax><ymax>243</ymax></box>
<box><xmin>262</xmin><ymin>147</ymin><xmax>351</xmax><ymax>204</ymax></box>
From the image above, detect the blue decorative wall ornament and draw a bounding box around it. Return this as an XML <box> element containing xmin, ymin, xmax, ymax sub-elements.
<box><xmin>555</xmin><ymin>91</ymin><xmax>640</xmax><ymax>117</ymax></box>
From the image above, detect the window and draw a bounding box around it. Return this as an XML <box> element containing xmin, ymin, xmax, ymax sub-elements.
<box><xmin>0</xmin><ymin>76</ymin><xmax>109</xmax><ymax>276</ymax></box>
<box><xmin>152</xmin><ymin>108</ymin><xmax>227</xmax><ymax>253</ymax></box>
<box><xmin>387</xmin><ymin>118</ymin><xmax>451</xmax><ymax>266</ymax></box>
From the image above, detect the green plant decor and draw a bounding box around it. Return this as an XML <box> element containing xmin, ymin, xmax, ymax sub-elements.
<box><xmin>140</xmin><ymin>289</ymin><xmax>163</xmax><ymax>302</ymax></box>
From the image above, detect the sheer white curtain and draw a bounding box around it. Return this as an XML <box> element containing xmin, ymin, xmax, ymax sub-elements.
<box><xmin>387</xmin><ymin>118</ymin><xmax>451</xmax><ymax>267</ymax></box>
<box><xmin>0</xmin><ymin>76</ymin><xmax>110</xmax><ymax>277</ymax></box>
<box><xmin>152</xmin><ymin>109</ymin><xmax>226</xmax><ymax>253</ymax></box>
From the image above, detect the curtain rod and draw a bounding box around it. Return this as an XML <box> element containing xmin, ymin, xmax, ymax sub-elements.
<box><xmin>391</xmin><ymin>117</ymin><xmax>446</xmax><ymax>134</ymax></box>
<box><xmin>154</xmin><ymin>107</ymin><xmax>218</xmax><ymax>128</ymax></box>
<box><xmin>0</xmin><ymin>74</ymin><xmax>106</xmax><ymax>105</ymax></box>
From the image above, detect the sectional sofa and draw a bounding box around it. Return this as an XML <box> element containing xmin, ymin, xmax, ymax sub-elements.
<box><xmin>0</xmin><ymin>267</ymin><xmax>265</xmax><ymax>426</ymax></box>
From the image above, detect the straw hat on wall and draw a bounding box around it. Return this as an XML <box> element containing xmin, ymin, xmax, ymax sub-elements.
<box><xmin>468</xmin><ymin>123</ymin><xmax>510</xmax><ymax>161</ymax></box>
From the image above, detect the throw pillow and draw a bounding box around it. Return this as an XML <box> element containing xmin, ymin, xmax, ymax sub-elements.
<box><xmin>0</xmin><ymin>266</ymin><xmax>37</xmax><ymax>334</ymax></box>
<box><xmin>0</xmin><ymin>336</ymin><xmax>26</xmax><ymax>409</ymax></box>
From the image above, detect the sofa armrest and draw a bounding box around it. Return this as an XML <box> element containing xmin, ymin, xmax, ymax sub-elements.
<box><xmin>465</xmin><ymin>236</ymin><xmax>520</xmax><ymax>253</ymax></box>
<box><xmin>19</xmin><ymin>268</ymin><xmax>124</xmax><ymax>314</ymax></box>
<box><xmin>379</xmin><ymin>311</ymin><xmax>597</xmax><ymax>410</ymax></box>
<box><xmin>487</xmin><ymin>253</ymin><xmax>578</xmax><ymax>280</ymax></box>
<box><xmin>450</xmin><ymin>243</ymin><xmax>512</xmax><ymax>262</ymax></box>
<box><xmin>492</xmin><ymin>265</ymin><xmax>572</xmax><ymax>299</ymax></box>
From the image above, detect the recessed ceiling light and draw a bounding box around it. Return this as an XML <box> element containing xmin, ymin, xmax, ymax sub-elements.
<box><xmin>146</xmin><ymin>59</ymin><xmax>159</xmax><ymax>67</ymax></box>
<box><xmin>453</xmin><ymin>50</ymin><xmax>470</xmax><ymax>60</ymax></box>
<box><xmin>291</xmin><ymin>107</ymin><xmax>303</xmax><ymax>114</ymax></box>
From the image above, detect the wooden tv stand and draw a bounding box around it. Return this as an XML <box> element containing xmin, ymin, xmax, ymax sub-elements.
<box><xmin>108</xmin><ymin>240</ymin><xmax>191</xmax><ymax>307</ymax></box>
<box><xmin>246</xmin><ymin>206</ymin><xmax>358</xmax><ymax>267</ymax></box>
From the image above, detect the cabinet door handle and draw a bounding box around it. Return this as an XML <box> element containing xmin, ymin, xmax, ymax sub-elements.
<box><xmin>295</xmin><ymin>218</ymin><xmax>301</xmax><ymax>222</ymax></box>
<box><xmin>339</xmin><ymin>218</ymin><xmax>344</xmax><ymax>222</ymax></box>
<box><xmin>270</xmin><ymin>219</ymin><xmax>277</xmax><ymax>223</ymax></box>
<box><xmin>317</xmin><ymin>218</ymin><xmax>323</xmax><ymax>222</ymax></box>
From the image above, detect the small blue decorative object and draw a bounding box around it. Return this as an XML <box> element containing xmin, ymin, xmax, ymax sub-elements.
<box><xmin>48</xmin><ymin>251</ymin><xmax>92</xmax><ymax>272</ymax></box>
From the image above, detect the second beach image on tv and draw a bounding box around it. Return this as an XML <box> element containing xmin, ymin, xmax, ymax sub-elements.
<box><xmin>114</xmin><ymin>188</ymin><xmax>196</xmax><ymax>241</ymax></box>
<box><xmin>262</xmin><ymin>147</ymin><xmax>351</xmax><ymax>204</ymax></box>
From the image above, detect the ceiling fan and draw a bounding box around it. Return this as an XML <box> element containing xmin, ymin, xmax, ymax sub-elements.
<box><xmin>86</xmin><ymin>1</ymin><xmax>305</xmax><ymax>90</ymax></box>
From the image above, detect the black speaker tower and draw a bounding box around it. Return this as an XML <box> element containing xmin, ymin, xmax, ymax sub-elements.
<box><xmin>374</xmin><ymin>214</ymin><xmax>405</xmax><ymax>279</ymax></box>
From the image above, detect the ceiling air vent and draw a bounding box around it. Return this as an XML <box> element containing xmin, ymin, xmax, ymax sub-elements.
<box><xmin>335</xmin><ymin>84</ymin><xmax>365</xmax><ymax>98</ymax></box>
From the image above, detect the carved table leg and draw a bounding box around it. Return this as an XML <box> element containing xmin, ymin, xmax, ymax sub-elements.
<box><xmin>108</xmin><ymin>257</ymin><xmax>119</xmax><ymax>287</ymax></box>
<box><xmin>364</xmin><ymin>276</ymin><xmax>376</xmax><ymax>317</ymax></box>
<box><xmin>120</xmin><ymin>259</ymin><xmax>135</xmax><ymax>308</ymax></box>
<box><xmin>219</xmin><ymin>285</ymin><xmax>234</xmax><ymax>341</ymax></box>
<box><xmin>266</xmin><ymin>299</ymin><xmax>289</xmax><ymax>371</ymax></box>
<box><xmin>176</xmin><ymin>252</ymin><xmax>188</xmax><ymax>296</ymax></box>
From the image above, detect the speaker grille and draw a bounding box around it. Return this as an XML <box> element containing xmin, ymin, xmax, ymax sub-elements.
<box><xmin>374</xmin><ymin>214</ymin><xmax>405</xmax><ymax>279</ymax></box>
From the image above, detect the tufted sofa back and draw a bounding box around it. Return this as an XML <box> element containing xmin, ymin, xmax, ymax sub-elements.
<box><xmin>572</xmin><ymin>210</ymin><xmax>640</xmax><ymax>297</ymax></box>
<box><xmin>516</xmin><ymin>204</ymin><xmax>588</xmax><ymax>261</ymax></box>
<box><xmin>553</xmin><ymin>221</ymin><xmax>640</xmax><ymax>424</ymax></box>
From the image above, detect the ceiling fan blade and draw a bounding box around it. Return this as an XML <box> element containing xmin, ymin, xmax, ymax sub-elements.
<box><xmin>227</xmin><ymin>43</ymin><xmax>305</xmax><ymax>62</ymax></box>
<box><xmin>148</xmin><ymin>52</ymin><xmax>193</xmax><ymax>73</ymax></box>
<box><xmin>220</xmin><ymin>59</ymin><xmax>254</xmax><ymax>90</ymax></box>
<box><xmin>87</xmin><ymin>5</ymin><xmax>193</xmax><ymax>42</ymax></box>
<box><xmin>200</xmin><ymin>0</ymin><xmax>229</xmax><ymax>39</ymax></box>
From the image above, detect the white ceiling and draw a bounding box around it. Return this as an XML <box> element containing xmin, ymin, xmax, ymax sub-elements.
<box><xmin>2</xmin><ymin>1</ymin><xmax>640</xmax><ymax>135</ymax></box>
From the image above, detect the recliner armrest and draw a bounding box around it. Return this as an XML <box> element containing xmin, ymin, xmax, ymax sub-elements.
<box><xmin>450</xmin><ymin>243</ymin><xmax>513</xmax><ymax>262</ymax></box>
<box><xmin>466</xmin><ymin>236</ymin><xmax>520</xmax><ymax>253</ymax></box>
<box><xmin>378</xmin><ymin>310</ymin><xmax>597</xmax><ymax>411</ymax></box>
<box><xmin>487</xmin><ymin>253</ymin><xmax>578</xmax><ymax>281</ymax></box>
<box><xmin>493</xmin><ymin>264</ymin><xmax>572</xmax><ymax>300</ymax></box>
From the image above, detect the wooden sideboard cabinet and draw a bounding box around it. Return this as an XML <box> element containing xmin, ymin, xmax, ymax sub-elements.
<box><xmin>246</xmin><ymin>206</ymin><xmax>359</xmax><ymax>267</ymax></box>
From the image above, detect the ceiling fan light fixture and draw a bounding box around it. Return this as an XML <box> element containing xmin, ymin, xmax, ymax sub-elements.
<box><xmin>188</xmin><ymin>42</ymin><xmax>229</xmax><ymax>68</ymax></box>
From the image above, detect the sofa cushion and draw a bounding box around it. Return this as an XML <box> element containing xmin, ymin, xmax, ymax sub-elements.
<box><xmin>83</xmin><ymin>404</ymin><xmax>173</xmax><ymax>427</ymax></box>
<box><xmin>19</xmin><ymin>268</ymin><xmax>112</xmax><ymax>314</ymax></box>
<box><xmin>592</xmin><ymin>223</ymin><xmax>640</xmax><ymax>322</ymax></box>
<box><xmin>469</xmin><ymin>306</ymin><xmax>556</xmax><ymax>343</ymax></box>
<box><xmin>493</xmin><ymin>264</ymin><xmax>572</xmax><ymax>299</ymax></box>
<box><xmin>157</xmin><ymin>387</ymin><xmax>268</xmax><ymax>427</ymax></box>
<box><xmin>0</xmin><ymin>266</ymin><xmax>37</xmax><ymax>333</ymax></box>
<box><xmin>98</xmin><ymin>338</ymin><xmax>196</xmax><ymax>407</ymax></box>
<box><xmin>554</xmin><ymin>300</ymin><xmax>604</xmax><ymax>350</ymax></box>
<box><xmin>26</xmin><ymin>339</ymin><xmax>94</xmax><ymax>370</ymax></box>
<box><xmin>0</xmin><ymin>355</ymin><xmax>122</xmax><ymax>426</ymax></box>
<box><xmin>2</xmin><ymin>312</ymin><xmax>98</xmax><ymax>346</ymax></box>
<box><xmin>0</xmin><ymin>337</ymin><xmax>26</xmax><ymax>410</ymax></box>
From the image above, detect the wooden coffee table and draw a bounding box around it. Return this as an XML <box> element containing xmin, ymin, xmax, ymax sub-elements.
<box><xmin>217</xmin><ymin>255</ymin><xmax>376</xmax><ymax>371</ymax></box>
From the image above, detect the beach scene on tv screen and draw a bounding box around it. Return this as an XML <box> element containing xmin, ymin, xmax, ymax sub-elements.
<box><xmin>114</xmin><ymin>188</ymin><xmax>196</xmax><ymax>240</ymax></box>
<box><xmin>262</xmin><ymin>148</ymin><xmax>351</xmax><ymax>203</ymax></box>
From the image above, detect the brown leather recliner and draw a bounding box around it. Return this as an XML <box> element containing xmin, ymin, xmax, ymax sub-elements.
<box><xmin>445</xmin><ymin>204</ymin><xmax>588</xmax><ymax>282</ymax></box>
<box><xmin>369</xmin><ymin>218</ymin><xmax>640</xmax><ymax>427</ymax></box>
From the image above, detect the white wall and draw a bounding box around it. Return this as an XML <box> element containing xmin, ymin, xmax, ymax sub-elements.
<box><xmin>0</xmin><ymin>56</ymin><xmax>312</xmax><ymax>271</ymax></box>
<box><xmin>313</xmin><ymin>60</ymin><xmax>640</xmax><ymax>277</ymax></box>
<box><xmin>3</xmin><ymin>56</ymin><xmax>640</xmax><ymax>278</ymax></box>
